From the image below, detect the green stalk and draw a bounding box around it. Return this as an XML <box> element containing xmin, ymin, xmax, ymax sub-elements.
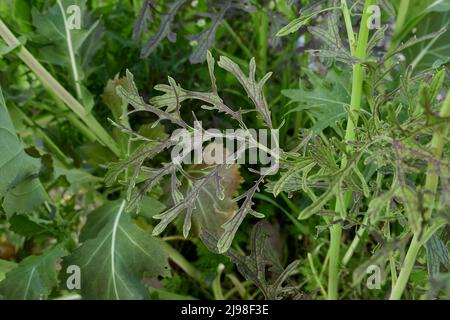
<box><xmin>424</xmin><ymin>94</ymin><xmax>450</xmax><ymax>218</ymax></box>
<box><xmin>393</xmin><ymin>0</ymin><xmax>410</xmax><ymax>39</ymax></box>
<box><xmin>341</xmin><ymin>0</ymin><xmax>414</xmax><ymax>265</ymax></box>
<box><xmin>390</xmin><ymin>89</ymin><xmax>450</xmax><ymax>300</ymax></box>
<box><xmin>223</xmin><ymin>21</ymin><xmax>252</xmax><ymax>60</ymax></box>
<box><xmin>160</xmin><ymin>241</ymin><xmax>204</xmax><ymax>284</ymax></box>
<box><xmin>307</xmin><ymin>253</ymin><xmax>328</xmax><ymax>299</ymax></box>
<box><xmin>385</xmin><ymin>220</ymin><xmax>398</xmax><ymax>290</ymax></box>
<box><xmin>15</xmin><ymin>106</ymin><xmax>73</xmax><ymax>167</ymax></box>
<box><xmin>57</xmin><ymin>0</ymin><xmax>82</xmax><ymax>100</ymax></box>
<box><xmin>328</xmin><ymin>0</ymin><xmax>374</xmax><ymax>300</ymax></box>
<box><xmin>212</xmin><ymin>264</ymin><xmax>225</xmax><ymax>300</ymax></box>
<box><xmin>389</xmin><ymin>233</ymin><xmax>421</xmax><ymax>300</ymax></box>
<box><xmin>0</xmin><ymin>18</ymin><xmax>120</xmax><ymax>157</ymax></box>
<box><xmin>386</xmin><ymin>0</ymin><xmax>409</xmax><ymax>66</ymax></box>
<box><xmin>340</xmin><ymin>0</ymin><xmax>356</xmax><ymax>55</ymax></box>
<box><xmin>342</xmin><ymin>214</ymin><xmax>369</xmax><ymax>266</ymax></box>
<box><xmin>257</xmin><ymin>9</ymin><xmax>268</xmax><ymax>75</ymax></box>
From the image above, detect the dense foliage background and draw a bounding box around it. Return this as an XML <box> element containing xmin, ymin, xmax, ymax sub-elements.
<box><xmin>0</xmin><ymin>0</ymin><xmax>449</xmax><ymax>300</ymax></box>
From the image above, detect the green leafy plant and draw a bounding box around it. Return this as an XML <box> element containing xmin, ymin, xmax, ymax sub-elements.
<box><xmin>0</xmin><ymin>0</ymin><xmax>448</xmax><ymax>301</ymax></box>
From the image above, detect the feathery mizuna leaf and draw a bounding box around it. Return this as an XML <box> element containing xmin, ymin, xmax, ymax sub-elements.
<box><xmin>218</xmin><ymin>56</ymin><xmax>273</xmax><ymax>128</ymax></box>
<box><xmin>133</xmin><ymin>0</ymin><xmax>155</xmax><ymax>40</ymax></box>
<box><xmin>271</xmin><ymin>159</ymin><xmax>315</xmax><ymax>196</ymax></box>
<box><xmin>140</xmin><ymin>0</ymin><xmax>187</xmax><ymax>58</ymax></box>
<box><xmin>217</xmin><ymin>176</ymin><xmax>265</xmax><ymax>253</ymax></box>
<box><xmin>187</xmin><ymin>3</ymin><xmax>229</xmax><ymax>64</ymax></box>
<box><xmin>201</xmin><ymin>222</ymin><xmax>300</xmax><ymax>299</ymax></box>
<box><xmin>116</xmin><ymin>70</ymin><xmax>187</xmax><ymax>128</ymax></box>
<box><xmin>150</xmin><ymin>64</ymin><xmax>243</xmax><ymax>125</ymax></box>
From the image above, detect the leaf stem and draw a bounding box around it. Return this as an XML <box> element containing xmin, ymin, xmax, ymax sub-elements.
<box><xmin>386</xmin><ymin>0</ymin><xmax>409</xmax><ymax>66</ymax></box>
<box><xmin>256</xmin><ymin>9</ymin><xmax>268</xmax><ymax>75</ymax></box>
<box><xmin>394</xmin><ymin>0</ymin><xmax>410</xmax><ymax>38</ymax></box>
<box><xmin>342</xmin><ymin>214</ymin><xmax>369</xmax><ymax>266</ymax></box>
<box><xmin>160</xmin><ymin>242</ymin><xmax>204</xmax><ymax>284</ymax></box>
<box><xmin>389</xmin><ymin>233</ymin><xmax>420</xmax><ymax>300</ymax></box>
<box><xmin>223</xmin><ymin>21</ymin><xmax>252</xmax><ymax>60</ymax></box>
<box><xmin>340</xmin><ymin>0</ymin><xmax>356</xmax><ymax>55</ymax></box>
<box><xmin>307</xmin><ymin>253</ymin><xmax>328</xmax><ymax>299</ymax></box>
<box><xmin>57</xmin><ymin>0</ymin><xmax>82</xmax><ymax>100</ymax></box>
<box><xmin>0</xmin><ymin>18</ymin><xmax>120</xmax><ymax>156</ymax></box>
<box><xmin>15</xmin><ymin>106</ymin><xmax>73</xmax><ymax>167</ymax></box>
<box><xmin>212</xmin><ymin>264</ymin><xmax>225</xmax><ymax>300</ymax></box>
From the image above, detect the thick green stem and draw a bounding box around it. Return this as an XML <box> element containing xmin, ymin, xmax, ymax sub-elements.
<box><xmin>386</xmin><ymin>0</ymin><xmax>409</xmax><ymax>66</ymax></box>
<box><xmin>327</xmin><ymin>224</ymin><xmax>342</xmax><ymax>299</ymax></box>
<box><xmin>342</xmin><ymin>214</ymin><xmax>369</xmax><ymax>266</ymax></box>
<box><xmin>341</xmin><ymin>0</ymin><xmax>415</xmax><ymax>266</ymax></box>
<box><xmin>389</xmin><ymin>233</ymin><xmax>421</xmax><ymax>300</ymax></box>
<box><xmin>0</xmin><ymin>18</ymin><xmax>120</xmax><ymax>156</ymax></box>
<box><xmin>390</xmin><ymin>89</ymin><xmax>450</xmax><ymax>300</ymax></box>
<box><xmin>328</xmin><ymin>0</ymin><xmax>374</xmax><ymax>300</ymax></box>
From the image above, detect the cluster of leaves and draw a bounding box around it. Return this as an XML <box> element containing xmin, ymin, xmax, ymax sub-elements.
<box><xmin>134</xmin><ymin>0</ymin><xmax>256</xmax><ymax>63</ymax></box>
<box><xmin>105</xmin><ymin>51</ymin><xmax>283</xmax><ymax>255</ymax></box>
<box><xmin>0</xmin><ymin>0</ymin><xmax>449</xmax><ymax>301</ymax></box>
<box><xmin>0</xmin><ymin>0</ymin><xmax>303</xmax><ymax>300</ymax></box>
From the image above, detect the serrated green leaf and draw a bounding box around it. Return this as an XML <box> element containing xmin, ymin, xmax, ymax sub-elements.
<box><xmin>63</xmin><ymin>200</ymin><xmax>170</xmax><ymax>299</ymax></box>
<box><xmin>0</xmin><ymin>259</ymin><xmax>17</xmax><ymax>282</ymax></box>
<box><xmin>8</xmin><ymin>214</ymin><xmax>53</xmax><ymax>237</ymax></box>
<box><xmin>0</xmin><ymin>87</ymin><xmax>46</xmax><ymax>218</ymax></box>
<box><xmin>0</xmin><ymin>244</ymin><xmax>67</xmax><ymax>300</ymax></box>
